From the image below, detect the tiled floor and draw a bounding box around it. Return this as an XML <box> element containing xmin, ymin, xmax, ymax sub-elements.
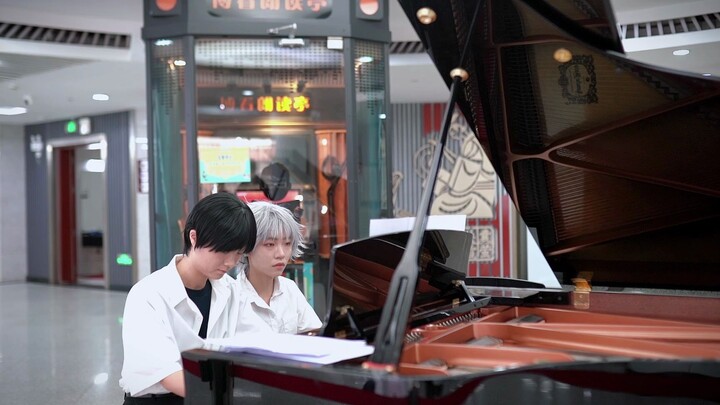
<box><xmin>0</xmin><ymin>282</ymin><xmax>127</xmax><ymax>404</ymax></box>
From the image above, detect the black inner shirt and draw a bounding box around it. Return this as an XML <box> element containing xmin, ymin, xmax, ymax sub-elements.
<box><xmin>186</xmin><ymin>280</ymin><xmax>212</xmax><ymax>338</ymax></box>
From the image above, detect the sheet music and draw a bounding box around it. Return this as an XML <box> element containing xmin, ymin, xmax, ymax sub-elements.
<box><xmin>369</xmin><ymin>215</ymin><xmax>466</xmax><ymax>236</ymax></box>
<box><xmin>204</xmin><ymin>333</ymin><xmax>374</xmax><ymax>365</ymax></box>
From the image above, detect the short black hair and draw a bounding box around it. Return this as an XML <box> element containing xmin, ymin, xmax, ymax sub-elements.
<box><xmin>183</xmin><ymin>192</ymin><xmax>256</xmax><ymax>255</ymax></box>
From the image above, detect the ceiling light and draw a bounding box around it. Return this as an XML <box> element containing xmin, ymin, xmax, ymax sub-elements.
<box><xmin>242</xmin><ymin>90</ymin><xmax>254</xmax><ymax>96</ymax></box>
<box><xmin>356</xmin><ymin>56</ymin><xmax>374</xmax><ymax>63</ymax></box>
<box><xmin>173</xmin><ymin>59</ymin><xmax>186</xmax><ymax>66</ymax></box>
<box><xmin>702</xmin><ymin>73</ymin><xmax>712</xmax><ymax>77</ymax></box>
<box><xmin>672</xmin><ymin>49</ymin><xmax>690</xmax><ymax>56</ymax></box>
<box><xmin>0</xmin><ymin>106</ymin><xmax>27</xmax><ymax>116</ymax></box>
<box><xmin>154</xmin><ymin>39</ymin><xmax>173</xmax><ymax>46</ymax></box>
<box><xmin>92</xmin><ymin>93</ymin><xmax>109</xmax><ymax>101</ymax></box>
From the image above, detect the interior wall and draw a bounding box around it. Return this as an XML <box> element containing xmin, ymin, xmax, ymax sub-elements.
<box><xmin>0</xmin><ymin>124</ymin><xmax>28</xmax><ymax>282</ymax></box>
<box><xmin>24</xmin><ymin>111</ymin><xmax>134</xmax><ymax>290</ymax></box>
<box><xmin>132</xmin><ymin>108</ymin><xmax>151</xmax><ymax>281</ymax></box>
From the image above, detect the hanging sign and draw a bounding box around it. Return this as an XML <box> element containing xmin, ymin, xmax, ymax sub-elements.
<box><xmin>219</xmin><ymin>95</ymin><xmax>311</xmax><ymax>113</ymax></box>
<box><xmin>208</xmin><ymin>0</ymin><xmax>333</xmax><ymax>19</ymax></box>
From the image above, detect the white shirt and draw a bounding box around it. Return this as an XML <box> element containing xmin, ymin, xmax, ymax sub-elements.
<box><xmin>236</xmin><ymin>272</ymin><xmax>322</xmax><ymax>334</ymax></box>
<box><xmin>119</xmin><ymin>255</ymin><xmax>263</xmax><ymax>396</ymax></box>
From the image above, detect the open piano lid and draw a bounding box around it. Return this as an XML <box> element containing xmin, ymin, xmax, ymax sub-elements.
<box><xmin>398</xmin><ymin>0</ymin><xmax>720</xmax><ymax>290</ymax></box>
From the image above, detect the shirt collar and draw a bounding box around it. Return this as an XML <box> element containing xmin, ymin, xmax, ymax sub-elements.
<box><xmin>162</xmin><ymin>254</ymin><xmax>231</xmax><ymax>307</ymax></box>
<box><xmin>238</xmin><ymin>271</ymin><xmax>284</xmax><ymax>305</ymax></box>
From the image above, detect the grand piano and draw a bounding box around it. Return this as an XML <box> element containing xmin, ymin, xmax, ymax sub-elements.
<box><xmin>183</xmin><ymin>0</ymin><xmax>720</xmax><ymax>403</ymax></box>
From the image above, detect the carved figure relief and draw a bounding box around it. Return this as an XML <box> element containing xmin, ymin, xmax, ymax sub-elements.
<box><xmin>414</xmin><ymin>112</ymin><xmax>499</xmax><ymax>264</ymax></box>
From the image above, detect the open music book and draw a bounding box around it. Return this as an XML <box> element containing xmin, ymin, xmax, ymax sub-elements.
<box><xmin>204</xmin><ymin>332</ymin><xmax>374</xmax><ymax>365</ymax></box>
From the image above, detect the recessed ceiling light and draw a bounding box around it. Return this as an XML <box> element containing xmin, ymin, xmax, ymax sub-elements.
<box><xmin>92</xmin><ymin>93</ymin><xmax>109</xmax><ymax>101</ymax></box>
<box><xmin>672</xmin><ymin>49</ymin><xmax>690</xmax><ymax>56</ymax></box>
<box><xmin>0</xmin><ymin>106</ymin><xmax>27</xmax><ymax>115</ymax></box>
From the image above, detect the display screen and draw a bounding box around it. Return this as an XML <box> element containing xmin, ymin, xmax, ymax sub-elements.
<box><xmin>198</xmin><ymin>137</ymin><xmax>252</xmax><ymax>184</ymax></box>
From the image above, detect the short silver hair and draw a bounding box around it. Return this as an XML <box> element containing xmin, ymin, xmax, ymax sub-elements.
<box><xmin>248</xmin><ymin>201</ymin><xmax>306</xmax><ymax>259</ymax></box>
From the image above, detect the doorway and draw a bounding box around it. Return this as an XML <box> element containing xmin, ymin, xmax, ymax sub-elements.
<box><xmin>48</xmin><ymin>135</ymin><xmax>108</xmax><ymax>288</ymax></box>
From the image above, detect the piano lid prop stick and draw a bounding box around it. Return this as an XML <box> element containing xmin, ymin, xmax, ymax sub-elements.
<box><xmin>365</xmin><ymin>0</ymin><xmax>484</xmax><ymax>370</ymax></box>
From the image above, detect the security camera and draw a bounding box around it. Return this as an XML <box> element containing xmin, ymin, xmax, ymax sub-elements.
<box><xmin>23</xmin><ymin>95</ymin><xmax>33</xmax><ymax>106</ymax></box>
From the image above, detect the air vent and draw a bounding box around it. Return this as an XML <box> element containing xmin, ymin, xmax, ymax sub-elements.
<box><xmin>0</xmin><ymin>21</ymin><xmax>130</xmax><ymax>49</ymax></box>
<box><xmin>389</xmin><ymin>41</ymin><xmax>425</xmax><ymax>54</ymax></box>
<box><xmin>619</xmin><ymin>13</ymin><xmax>720</xmax><ymax>40</ymax></box>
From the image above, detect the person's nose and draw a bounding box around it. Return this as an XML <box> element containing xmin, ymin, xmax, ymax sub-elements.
<box><xmin>224</xmin><ymin>252</ymin><xmax>240</xmax><ymax>267</ymax></box>
<box><xmin>275</xmin><ymin>245</ymin><xmax>287</xmax><ymax>259</ymax></box>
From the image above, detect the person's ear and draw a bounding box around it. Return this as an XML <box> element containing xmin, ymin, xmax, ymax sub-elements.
<box><xmin>189</xmin><ymin>229</ymin><xmax>197</xmax><ymax>249</ymax></box>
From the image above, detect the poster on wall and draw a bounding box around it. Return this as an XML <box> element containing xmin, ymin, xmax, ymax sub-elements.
<box><xmin>198</xmin><ymin>137</ymin><xmax>251</xmax><ymax>184</ymax></box>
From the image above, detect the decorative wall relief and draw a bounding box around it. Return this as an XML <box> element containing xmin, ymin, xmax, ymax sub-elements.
<box><xmin>391</xmin><ymin>103</ymin><xmax>515</xmax><ymax>278</ymax></box>
<box><xmin>468</xmin><ymin>225</ymin><xmax>497</xmax><ymax>263</ymax></box>
<box><xmin>414</xmin><ymin>111</ymin><xmax>502</xmax><ymax>268</ymax></box>
<box><xmin>415</xmin><ymin>112</ymin><xmax>497</xmax><ymax>218</ymax></box>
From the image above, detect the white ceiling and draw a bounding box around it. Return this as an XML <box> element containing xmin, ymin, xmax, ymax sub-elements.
<box><xmin>0</xmin><ymin>0</ymin><xmax>718</xmax><ymax>126</ymax></box>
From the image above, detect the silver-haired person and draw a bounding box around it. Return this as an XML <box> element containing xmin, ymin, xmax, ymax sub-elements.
<box><xmin>236</xmin><ymin>201</ymin><xmax>322</xmax><ymax>334</ymax></box>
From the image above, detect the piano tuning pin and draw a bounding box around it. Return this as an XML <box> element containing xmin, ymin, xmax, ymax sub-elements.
<box><xmin>416</xmin><ymin>7</ymin><xmax>437</xmax><ymax>25</ymax></box>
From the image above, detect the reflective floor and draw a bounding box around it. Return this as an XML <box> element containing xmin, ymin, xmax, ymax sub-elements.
<box><xmin>0</xmin><ymin>282</ymin><xmax>127</xmax><ymax>404</ymax></box>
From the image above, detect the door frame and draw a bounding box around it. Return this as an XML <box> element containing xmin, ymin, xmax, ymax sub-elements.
<box><xmin>46</xmin><ymin>134</ymin><xmax>108</xmax><ymax>288</ymax></box>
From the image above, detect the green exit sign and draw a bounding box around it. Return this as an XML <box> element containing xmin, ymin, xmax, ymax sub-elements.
<box><xmin>116</xmin><ymin>253</ymin><xmax>133</xmax><ymax>266</ymax></box>
<box><xmin>65</xmin><ymin>120</ymin><xmax>77</xmax><ymax>134</ymax></box>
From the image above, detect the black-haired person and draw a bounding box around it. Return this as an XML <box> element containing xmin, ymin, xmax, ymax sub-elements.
<box><xmin>120</xmin><ymin>192</ymin><xmax>259</xmax><ymax>404</ymax></box>
<box><xmin>236</xmin><ymin>201</ymin><xmax>322</xmax><ymax>335</ymax></box>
